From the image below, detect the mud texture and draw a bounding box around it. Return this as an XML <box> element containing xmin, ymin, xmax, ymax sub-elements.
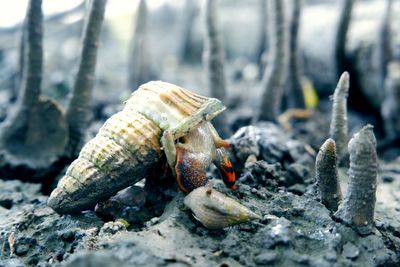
<box><xmin>0</xmin><ymin>123</ymin><xmax>399</xmax><ymax>267</ymax></box>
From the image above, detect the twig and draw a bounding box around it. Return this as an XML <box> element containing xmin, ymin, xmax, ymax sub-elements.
<box><xmin>277</xmin><ymin>108</ymin><xmax>312</xmax><ymax>130</ymax></box>
<box><xmin>8</xmin><ymin>232</ymin><xmax>15</xmax><ymax>257</ymax></box>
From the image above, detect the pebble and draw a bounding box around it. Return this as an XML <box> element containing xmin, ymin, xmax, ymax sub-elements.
<box><xmin>324</xmin><ymin>250</ymin><xmax>337</xmax><ymax>262</ymax></box>
<box><xmin>145</xmin><ymin>217</ymin><xmax>160</xmax><ymax>228</ymax></box>
<box><xmin>254</xmin><ymin>251</ymin><xmax>278</xmax><ymax>265</ymax></box>
<box><xmin>15</xmin><ymin>236</ymin><xmax>36</xmax><ymax>256</ymax></box>
<box><xmin>292</xmin><ymin>252</ymin><xmax>309</xmax><ymax>264</ymax></box>
<box><xmin>381</xmin><ymin>175</ymin><xmax>394</xmax><ymax>183</ymax></box>
<box><xmin>261</xmin><ymin>217</ymin><xmax>292</xmax><ymax>248</ymax></box>
<box><xmin>99</xmin><ymin>221</ymin><xmax>127</xmax><ymax>235</ymax></box>
<box><xmin>342</xmin><ymin>242</ymin><xmax>359</xmax><ymax>260</ymax></box>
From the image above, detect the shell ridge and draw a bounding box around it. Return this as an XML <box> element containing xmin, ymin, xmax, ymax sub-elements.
<box><xmin>77</xmin><ymin>136</ymin><xmax>121</xmax><ymax>177</ymax></box>
<box><xmin>154</xmin><ymin>82</ymin><xmax>206</xmax><ymax>113</ymax></box>
<box><xmin>130</xmin><ymin>81</ymin><xmax>225</xmax><ymax>132</ymax></box>
<box><xmin>63</xmin><ymin>159</ymin><xmax>92</xmax><ymax>184</ymax></box>
<box><xmin>97</xmin><ymin>112</ymin><xmax>161</xmax><ymax>159</ymax></box>
<box><xmin>170</xmin><ymin>89</ymin><xmax>201</xmax><ymax>110</ymax></box>
<box><xmin>64</xmin><ymin>158</ymin><xmax>104</xmax><ymax>185</ymax></box>
<box><xmin>151</xmin><ymin>81</ymin><xmax>208</xmax><ymax>101</ymax></box>
<box><xmin>159</xmin><ymin>91</ymin><xmax>193</xmax><ymax>116</ymax></box>
<box><xmin>79</xmin><ymin>153</ymin><xmax>110</xmax><ymax>178</ymax></box>
<box><xmin>176</xmin><ymin>86</ymin><xmax>209</xmax><ymax>102</ymax></box>
<box><xmin>97</xmin><ymin>131</ymin><xmax>141</xmax><ymax>163</ymax></box>
<box><xmin>63</xmin><ymin>172</ymin><xmax>86</xmax><ymax>187</ymax></box>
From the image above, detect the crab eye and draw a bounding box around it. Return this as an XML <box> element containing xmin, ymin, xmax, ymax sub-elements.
<box><xmin>177</xmin><ymin>137</ymin><xmax>186</xmax><ymax>144</ymax></box>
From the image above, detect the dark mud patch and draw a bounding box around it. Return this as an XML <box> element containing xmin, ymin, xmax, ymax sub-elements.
<box><xmin>0</xmin><ymin>123</ymin><xmax>399</xmax><ymax>266</ymax></box>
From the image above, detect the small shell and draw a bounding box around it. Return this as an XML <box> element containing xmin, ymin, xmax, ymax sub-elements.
<box><xmin>48</xmin><ymin>81</ymin><xmax>225</xmax><ymax>214</ymax></box>
<box><xmin>184</xmin><ymin>186</ymin><xmax>261</xmax><ymax>229</ymax></box>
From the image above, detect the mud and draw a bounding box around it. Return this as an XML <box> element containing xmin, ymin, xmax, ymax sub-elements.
<box><xmin>0</xmin><ymin>123</ymin><xmax>399</xmax><ymax>267</ymax></box>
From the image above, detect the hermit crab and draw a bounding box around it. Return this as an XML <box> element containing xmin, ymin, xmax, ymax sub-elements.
<box><xmin>48</xmin><ymin>81</ymin><xmax>237</xmax><ymax>214</ymax></box>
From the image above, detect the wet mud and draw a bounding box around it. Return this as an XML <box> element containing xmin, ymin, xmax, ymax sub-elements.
<box><xmin>1</xmin><ymin>123</ymin><xmax>399</xmax><ymax>267</ymax></box>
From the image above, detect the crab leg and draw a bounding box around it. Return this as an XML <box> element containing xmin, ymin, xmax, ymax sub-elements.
<box><xmin>207</xmin><ymin>123</ymin><xmax>231</xmax><ymax>148</ymax></box>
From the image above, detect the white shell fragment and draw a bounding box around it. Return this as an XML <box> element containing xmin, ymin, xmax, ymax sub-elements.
<box><xmin>184</xmin><ymin>186</ymin><xmax>261</xmax><ymax>229</ymax></box>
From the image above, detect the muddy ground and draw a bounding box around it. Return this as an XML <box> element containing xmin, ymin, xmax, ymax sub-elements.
<box><xmin>0</xmin><ymin>1</ymin><xmax>400</xmax><ymax>266</ymax></box>
<box><xmin>0</xmin><ymin>121</ymin><xmax>399</xmax><ymax>267</ymax></box>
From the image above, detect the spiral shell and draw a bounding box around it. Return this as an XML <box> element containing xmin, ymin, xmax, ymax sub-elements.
<box><xmin>48</xmin><ymin>81</ymin><xmax>225</xmax><ymax>214</ymax></box>
<box><xmin>184</xmin><ymin>186</ymin><xmax>261</xmax><ymax>229</ymax></box>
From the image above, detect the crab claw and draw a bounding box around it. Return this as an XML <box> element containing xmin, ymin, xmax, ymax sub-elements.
<box><xmin>175</xmin><ymin>146</ymin><xmax>209</xmax><ymax>193</ymax></box>
<box><xmin>214</xmin><ymin>148</ymin><xmax>237</xmax><ymax>190</ymax></box>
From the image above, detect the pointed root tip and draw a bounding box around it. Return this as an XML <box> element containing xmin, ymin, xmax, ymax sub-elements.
<box><xmin>360</xmin><ymin>124</ymin><xmax>374</xmax><ymax>132</ymax></box>
<box><xmin>358</xmin><ymin>124</ymin><xmax>375</xmax><ymax>140</ymax></box>
<box><xmin>341</xmin><ymin>71</ymin><xmax>349</xmax><ymax>80</ymax></box>
<box><xmin>320</xmin><ymin>138</ymin><xmax>337</xmax><ymax>154</ymax></box>
<box><xmin>350</xmin><ymin>124</ymin><xmax>376</xmax><ymax>149</ymax></box>
<box><xmin>362</xmin><ymin>124</ymin><xmax>377</xmax><ymax>145</ymax></box>
<box><xmin>337</xmin><ymin>71</ymin><xmax>350</xmax><ymax>92</ymax></box>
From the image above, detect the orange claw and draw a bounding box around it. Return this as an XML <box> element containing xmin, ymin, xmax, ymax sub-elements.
<box><xmin>220</xmin><ymin>158</ymin><xmax>237</xmax><ymax>190</ymax></box>
<box><xmin>215</xmin><ymin>148</ymin><xmax>236</xmax><ymax>190</ymax></box>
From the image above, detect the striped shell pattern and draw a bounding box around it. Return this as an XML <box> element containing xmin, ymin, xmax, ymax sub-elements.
<box><xmin>48</xmin><ymin>81</ymin><xmax>225</xmax><ymax>214</ymax></box>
